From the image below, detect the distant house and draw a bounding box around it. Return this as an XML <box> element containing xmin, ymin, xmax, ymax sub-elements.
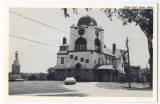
<box><xmin>54</xmin><ymin>15</ymin><xmax>126</xmax><ymax>82</ymax></box>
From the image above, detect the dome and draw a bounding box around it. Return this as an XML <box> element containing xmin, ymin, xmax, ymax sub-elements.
<box><xmin>77</xmin><ymin>15</ymin><xmax>97</xmax><ymax>26</ymax></box>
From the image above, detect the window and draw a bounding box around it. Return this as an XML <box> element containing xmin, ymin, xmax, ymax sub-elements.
<box><xmin>61</xmin><ymin>57</ymin><xmax>64</xmax><ymax>64</ymax></box>
<box><xmin>60</xmin><ymin>46</ymin><xmax>67</xmax><ymax>51</ymax></box>
<box><xmin>68</xmin><ymin>69</ymin><xmax>71</xmax><ymax>72</ymax></box>
<box><xmin>95</xmin><ymin>38</ymin><xmax>101</xmax><ymax>52</ymax></box>
<box><xmin>83</xmin><ymin>45</ymin><xmax>86</xmax><ymax>49</ymax></box>
<box><xmin>98</xmin><ymin>58</ymin><xmax>100</xmax><ymax>64</ymax></box>
<box><xmin>80</xmin><ymin>45</ymin><xmax>82</xmax><ymax>50</ymax></box>
<box><xmin>108</xmin><ymin>57</ymin><xmax>110</xmax><ymax>64</ymax></box>
<box><xmin>105</xmin><ymin>55</ymin><xmax>107</xmax><ymax>59</ymax></box>
<box><xmin>70</xmin><ymin>55</ymin><xmax>73</xmax><ymax>59</ymax></box>
<box><xmin>112</xmin><ymin>58</ymin><xmax>114</xmax><ymax>64</ymax></box>
<box><xmin>110</xmin><ymin>57</ymin><xmax>112</xmax><ymax>64</ymax></box>
<box><xmin>94</xmin><ymin>59</ymin><xmax>96</xmax><ymax>64</ymax></box>
<box><xmin>81</xmin><ymin>58</ymin><xmax>84</xmax><ymax>62</ymax></box>
<box><xmin>75</xmin><ymin>56</ymin><xmax>78</xmax><ymax>60</ymax></box>
<box><xmin>78</xmin><ymin>28</ymin><xmax>85</xmax><ymax>36</ymax></box>
<box><xmin>75</xmin><ymin>37</ymin><xmax>87</xmax><ymax>51</ymax></box>
<box><xmin>85</xmin><ymin>59</ymin><xmax>89</xmax><ymax>63</ymax></box>
<box><xmin>106</xmin><ymin>56</ymin><xmax>110</xmax><ymax>64</ymax></box>
<box><xmin>122</xmin><ymin>63</ymin><xmax>123</xmax><ymax>67</ymax></box>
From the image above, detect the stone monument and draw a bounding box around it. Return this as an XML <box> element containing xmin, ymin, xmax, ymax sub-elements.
<box><xmin>9</xmin><ymin>51</ymin><xmax>24</xmax><ymax>81</ymax></box>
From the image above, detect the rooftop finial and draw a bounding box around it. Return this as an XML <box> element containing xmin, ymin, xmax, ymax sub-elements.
<box><xmin>15</xmin><ymin>51</ymin><xmax>18</xmax><ymax>60</ymax></box>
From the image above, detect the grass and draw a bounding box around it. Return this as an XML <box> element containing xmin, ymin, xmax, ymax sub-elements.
<box><xmin>9</xmin><ymin>81</ymin><xmax>76</xmax><ymax>95</ymax></box>
<box><xmin>96</xmin><ymin>82</ymin><xmax>152</xmax><ymax>91</ymax></box>
<box><xmin>37</xmin><ymin>93</ymin><xmax>88</xmax><ymax>97</ymax></box>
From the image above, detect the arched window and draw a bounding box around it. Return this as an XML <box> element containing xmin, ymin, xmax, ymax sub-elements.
<box><xmin>95</xmin><ymin>38</ymin><xmax>101</xmax><ymax>52</ymax></box>
<box><xmin>75</xmin><ymin>37</ymin><xmax>87</xmax><ymax>50</ymax></box>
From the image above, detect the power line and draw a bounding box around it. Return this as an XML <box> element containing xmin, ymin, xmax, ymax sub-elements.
<box><xmin>9</xmin><ymin>11</ymin><xmax>95</xmax><ymax>42</ymax></box>
<box><xmin>9</xmin><ymin>11</ymin><xmax>68</xmax><ymax>34</ymax></box>
<box><xmin>9</xmin><ymin>34</ymin><xmax>59</xmax><ymax>48</ymax></box>
<box><xmin>47</xmin><ymin>9</ymin><xmax>115</xmax><ymax>38</ymax></box>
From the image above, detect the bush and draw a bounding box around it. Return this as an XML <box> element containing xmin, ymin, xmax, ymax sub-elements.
<box><xmin>28</xmin><ymin>74</ymin><xmax>39</xmax><ymax>80</ymax></box>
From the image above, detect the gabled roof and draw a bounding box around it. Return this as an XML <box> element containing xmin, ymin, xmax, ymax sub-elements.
<box><xmin>97</xmin><ymin>65</ymin><xmax>115</xmax><ymax>70</ymax></box>
<box><xmin>60</xmin><ymin>43</ymin><xmax>69</xmax><ymax>47</ymax></box>
<box><xmin>103</xmin><ymin>46</ymin><xmax>114</xmax><ymax>56</ymax></box>
<box><xmin>57</xmin><ymin>50</ymin><xmax>68</xmax><ymax>54</ymax></box>
<box><xmin>114</xmin><ymin>49</ymin><xmax>122</xmax><ymax>58</ymax></box>
<box><xmin>117</xmin><ymin>68</ymin><xmax>125</xmax><ymax>74</ymax></box>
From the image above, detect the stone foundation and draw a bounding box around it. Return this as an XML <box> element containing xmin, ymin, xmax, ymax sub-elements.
<box><xmin>54</xmin><ymin>69</ymin><xmax>124</xmax><ymax>82</ymax></box>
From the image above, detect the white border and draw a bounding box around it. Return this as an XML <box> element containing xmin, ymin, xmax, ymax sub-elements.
<box><xmin>2</xmin><ymin>2</ymin><xmax>158</xmax><ymax>103</ymax></box>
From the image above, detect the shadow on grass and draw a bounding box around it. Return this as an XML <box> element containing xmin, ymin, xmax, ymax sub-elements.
<box><xmin>96</xmin><ymin>82</ymin><xmax>152</xmax><ymax>91</ymax></box>
<box><xmin>122</xmin><ymin>86</ymin><xmax>152</xmax><ymax>91</ymax></box>
<box><xmin>37</xmin><ymin>93</ymin><xmax>89</xmax><ymax>97</ymax></box>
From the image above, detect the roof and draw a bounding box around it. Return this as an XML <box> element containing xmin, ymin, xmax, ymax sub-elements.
<box><xmin>117</xmin><ymin>68</ymin><xmax>125</xmax><ymax>74</ymax></box>
<box><xmin>57</xmin><ymin>51</ymin><xmax>68</xmax><ymax>54</ymax></box>
<box><xmin>114</xmin><ymin>49</ymin><xmax>122</xmax><ymax>58</ymax></box>
<box><xmin>97</xmin><ymin>65</ymin><xmax>115</xmax><ymax>70</ymax></box>
<box><xmin>77</xmin><ymin>15</ymin><xmax>97</xmax><ymax>26</ymax></box>
<box><xmin>103</xmin><ymin>46</ymin><xmax>114</xmax><ymax>56</ymax></box>
<box><xmin>58</xmin><ymin>43</ymin><xmax>69</xmax><ymax>54</ymax></box>
<box><xmin>60</xmin><ymin>43</ymin><xmax>69</xmax><ymax>47</ymax></box>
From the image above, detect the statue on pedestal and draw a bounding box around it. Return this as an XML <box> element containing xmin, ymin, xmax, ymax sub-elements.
<box><xmin>9</xmin><ymin>51</ymin><xmax>24</xmax><ymax>81</ymax></box>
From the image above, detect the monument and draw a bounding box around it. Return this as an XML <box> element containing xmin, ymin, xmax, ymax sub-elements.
<box><xmin>9</xmin><ymin>51</ymin><xmax>24</xmax><ymax>81</ymax></box>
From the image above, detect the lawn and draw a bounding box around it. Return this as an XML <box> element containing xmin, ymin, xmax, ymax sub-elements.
<box><xmin>9</xmin><ymin>81</ymin><xmax>75</xmax><ymax>95</ymax></box>
<box><xmin>96</xmin><ymin>82</ymin><xmax>152</xmax><ymax>91</ymax></box>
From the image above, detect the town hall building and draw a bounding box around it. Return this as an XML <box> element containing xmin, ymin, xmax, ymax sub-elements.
<box><xmin>54</xmin><ymin>15</ymin><xmax>126</xmax><ymax>82</ymax></box>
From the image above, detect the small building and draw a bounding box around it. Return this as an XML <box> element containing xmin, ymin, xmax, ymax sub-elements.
<box><xmin>54</xmin><ymin>15</ymin><xmax>126</xmax><ymax>82</ymax></box>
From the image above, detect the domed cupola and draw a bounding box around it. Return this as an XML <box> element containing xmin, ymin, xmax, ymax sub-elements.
<box><xmin>77</xmin><ymin>15</ymin><xmax>97</xmax><ymax>26</ymax></box>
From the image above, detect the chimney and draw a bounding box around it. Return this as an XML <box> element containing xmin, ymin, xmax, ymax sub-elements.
<box><xmin>63</xmin><ymin>37</ymin><xmax>67</xmax><ymax>45</ymax></box>
<box><xmin>112</xmin><ymin>43</ymin><xmax>116</xmax><ymax>54</ymax></box>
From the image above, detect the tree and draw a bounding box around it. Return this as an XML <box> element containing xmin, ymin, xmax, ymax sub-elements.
<box><xmin>28</xmin><ymin>74</ymin><xmax>39</xmax><ymax>80</ymax></box>
<box><xmin>39</xmin><ymin>73</ymin><xmax>47</xmax><ymax>80</ymax></box>
<box><xmin>61</xmin><ymin>8</ymin><xmax>153</xmax><ymax>88</ymax></box>
<box><xmin>47</xmin><ymin>67</ymin><xmax>55</xmax><ymax>80</ymax></box>
<box><xmin>103</xmin><ymin>9</ymin><xmax>153</xmax><ymax>89</ymax></box>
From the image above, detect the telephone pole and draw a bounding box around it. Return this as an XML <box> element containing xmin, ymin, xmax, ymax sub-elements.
<box><xmin>126</xmin><ymin>37</ymin><xmax>131</xmax><ymax>88</ymax></box>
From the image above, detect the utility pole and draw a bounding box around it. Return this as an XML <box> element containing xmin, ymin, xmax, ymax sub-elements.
<box><xmin>126</xmin><ymin>37</ymin><xmax>131</xmax><ymax>88</ymax></box>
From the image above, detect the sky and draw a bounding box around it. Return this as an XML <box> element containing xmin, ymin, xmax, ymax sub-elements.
<box><xmin>9</xmin><ymin>8</ymin><xmax>149</xmax><ymax>73</ymax></box>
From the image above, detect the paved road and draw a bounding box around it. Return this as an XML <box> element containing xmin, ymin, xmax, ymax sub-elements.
<box><xmin>63</xmin><ymin>82</ymin><xmax>152</xmax><ymax>97</ymax></box>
